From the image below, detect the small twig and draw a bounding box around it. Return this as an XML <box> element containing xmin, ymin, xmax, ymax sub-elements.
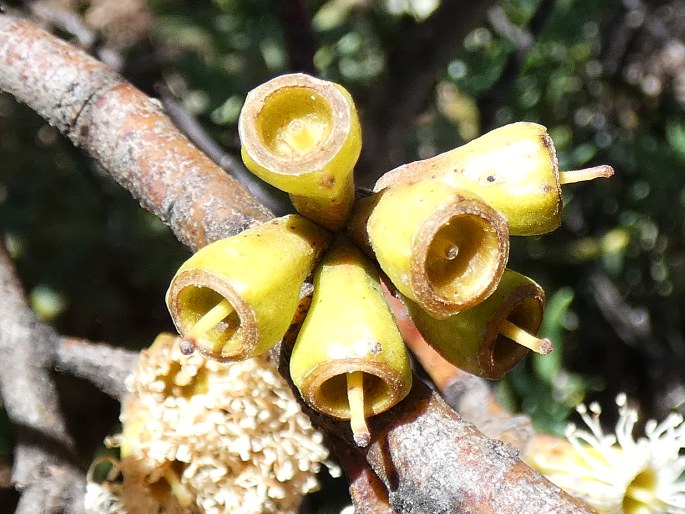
<box><xmin>479</xmin><ymin>0</ymin><xmax>557</xmax><ymax>130</ymax></box>
<box><xmin>0</xmin><ymin>243</ymin><xmax>84</xmax><ymax>512</ymax></box>
<box><xmin>603</xmin><ymin>2</ymin><xmax>644</xmax><ymax>75</ymax></box>
<box><xmin>56</xmin><ymin>337</ymin><xmax>138</xmax><ymax>401</ymax></box>
<box><xmin>587</xmin><ymin>269</ymin><xmax>654</xmax><ymax>350</ymax></box>
<box><xmin>30</xmin><ymin>2</ymin><xmax>97</xmax><ymax>49</ymax></box>
<box><xmin>28</xmin><ymin>1</ymin><xmax>124</xmax><ymax>72</ymax></box>
<box><xmin>487</xmin><ymin>6</ymin><xmax>533</xmax><ymax>50</ymax></box>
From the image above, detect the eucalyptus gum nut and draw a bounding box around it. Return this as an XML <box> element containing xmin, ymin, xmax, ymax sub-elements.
<box><xmin>289</xmin><ymin>242</ymin><xmax>412</xmax><ymax>420</ymax></box>
<box><xmin>239</xmin><ymin>73</ymin><xmax>362</xmax><ymax>231</ymax></box>
<box><xmin>405</xmin><ymin>269</ymin><xmax>545</xmax><ymax>379</ymax></box>
<box><xmin>374</xmin><ymin>122</ymin><xmax>563</xmax><ymax>236</ymax></box>
<box><xmin>166</xmin><ymin>215</ymin><xmax>331</xmax><ymax>361</ymax></box>
<box><xmin>365</xmin><ymin>180</ymin><xmax>509</xmax><ymax>318</ymax></box>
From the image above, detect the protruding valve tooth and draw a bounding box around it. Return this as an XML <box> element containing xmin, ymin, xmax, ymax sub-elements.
<box><xmin>185</xmin><ymin>299</ymin><xmax>235</xmax><ymax>350</ymax></box>
<box><xmin>558</xmin><ymin>165</ymin><xmax>614</xmax><ymax>185</ymax></box>
<box><xmin>498</xmin><ymin>319</ymin><xmax>552</xmax><ymax>355</ymax></box>
<box><xmin>347</xmin><ymin>371</ymin><xmax>371</xmax><ymax>447</ymax></box>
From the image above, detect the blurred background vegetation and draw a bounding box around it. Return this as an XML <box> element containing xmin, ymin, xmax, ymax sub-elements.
<box><xmin>2</xmin><ymin>0</ymin><xmax>685</xmax><ymax>511</ymax></box>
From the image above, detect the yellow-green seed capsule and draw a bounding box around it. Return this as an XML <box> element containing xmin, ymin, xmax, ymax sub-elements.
<box><xmin>239</xmin><ymin>73</ymin><xmax>362</xmax><ymax>231</ymax></box>
<box><xmin>375</xmin><ymin>122</ymin><xmax>613</xmax><ymax>236</ymax></box>
<box><xmin>166</xmin><ymin>215</ymin><xmax>331</xmax><ymax>361</ymax></box>
<box><xmin>405</xmin><ymin>269</ymin><xmax>550</xmax><ymax>379</ymax></box>
<box><xmin>289</xmin><ymin>241</ymin><xmax>412</xmax><ymax>447</ymax></box>
<box><xmin>351</xmin><ymin>180</ymin><xmax>509</xmax><ymax>319</ymax></box>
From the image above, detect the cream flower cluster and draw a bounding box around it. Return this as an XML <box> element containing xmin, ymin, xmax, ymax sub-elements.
<box><xmin>85</xmin><ymin>334</ymin><xmax>335</xmax><ymax>514</ymax></box>
<box><xmin>528</xmin><ymin>394</ymin><xmax>685</xmax><ymax>514</ymax></box>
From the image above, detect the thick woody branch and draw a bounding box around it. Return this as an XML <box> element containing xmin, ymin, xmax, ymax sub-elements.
<box><xmin>0</xmin><ymin>245</ymin><xmax>84</xmax><ymax>513</ymax></box>
<box><xmin>156</xmin><ymin>85</ymin><xmax>293</xmax><ymax>217</ymax></box>
<box><xmin>364</xmin><ymin>381</ymin><xmax>592</xmax><ymax>513</ymax></box>
<box><xmin>0</xmin><ymin>15</ymin><xmax>593</xmax><ymax>512</ymax></box>
<box><xmin>0</xmin><ymin>15</ymin><xmax>273</xmax><ymax>251</ymax></box>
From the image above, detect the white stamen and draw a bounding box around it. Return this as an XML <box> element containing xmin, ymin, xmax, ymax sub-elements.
<box><xmin>530</xmin><ymin>394</ymin><xmax>685</xmax><ymax>514</ymax></box>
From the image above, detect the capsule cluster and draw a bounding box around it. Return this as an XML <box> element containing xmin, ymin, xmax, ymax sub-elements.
<box><xmin>165</xmin><ymin>73</ymin><xmax>613</xmax><ymax>447</ymax></box>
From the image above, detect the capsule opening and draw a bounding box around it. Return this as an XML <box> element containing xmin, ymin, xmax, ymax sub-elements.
<box><xmin>175</xmin><ymin>286</ymin><xmax>242</xmax><ymax>357</ymax></box>
<box><xmin>256</xmin><ymin>87</ymin><xmax>334</xmax><ymax>159</ymax></box>
<box><xmin>425</xmin><ymin>214</ymin><xmax>500</xmax><ymax>303</ymax></box>
<box><xmin>491</xmin><ymin>297</ymin><xmax>540</xmax><ymax>368</ymax></box>
<box><xmin>317</xmin><ymin>372</ymin><xmax>389</xmax><ymax>418</ymax></box>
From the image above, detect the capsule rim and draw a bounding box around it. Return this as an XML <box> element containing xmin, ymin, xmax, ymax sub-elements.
<box><xmin>166</xmin><ymin>268</ymin><xmax>259</xmax><ymax>361</ymax></box>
